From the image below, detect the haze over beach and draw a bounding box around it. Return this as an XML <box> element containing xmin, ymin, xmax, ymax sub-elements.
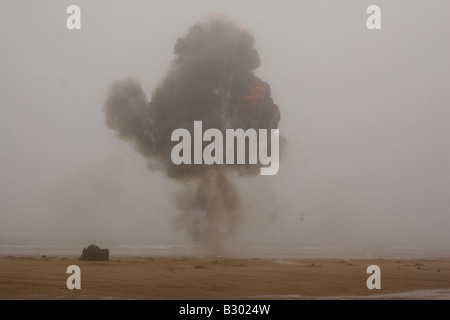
<box><xmin>0</xmin><ymin>0</ymin><xmax>449</xmax><ymax>300</ymax></box>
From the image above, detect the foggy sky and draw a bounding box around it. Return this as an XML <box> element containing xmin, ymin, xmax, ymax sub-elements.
<box><xmin>0</xmin><ymin>0</ymin><xmax>449</xmax><ymax>250</ymax></box>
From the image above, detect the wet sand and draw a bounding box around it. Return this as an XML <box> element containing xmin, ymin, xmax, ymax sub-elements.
<box><xmin>1</xmin><ymin>256</ymin><xmax>449</xmax><ymax>300</ymax></box>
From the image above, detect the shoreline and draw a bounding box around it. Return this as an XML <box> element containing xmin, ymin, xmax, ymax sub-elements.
<box><xmin>1</xmin><ymin>244</ymin><xmax>449</xmax><ymax>260</ymax></box>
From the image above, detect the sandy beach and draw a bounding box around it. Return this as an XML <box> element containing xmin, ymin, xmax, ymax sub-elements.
<box><xmin>1</xmin><ymin>256</ymin><xmax>449</xmax><ymax>300</ymax></box>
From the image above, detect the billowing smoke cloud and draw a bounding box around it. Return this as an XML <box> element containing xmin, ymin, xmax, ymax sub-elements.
<box><xmin>103</xmin><ymin>15</ymin><xmax>281</xmax><ymax>251</ymax></box>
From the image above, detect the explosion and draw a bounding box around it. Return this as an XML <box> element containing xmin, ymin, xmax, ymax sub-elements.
<box><xmin>103</xmin><ymin>16</ymin><xmax>281</xmax><ymax>252</ymax></box>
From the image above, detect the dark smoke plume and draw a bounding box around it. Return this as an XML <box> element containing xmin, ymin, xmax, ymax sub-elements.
<box><xmin>103</xmin><ymin>15</ymin><xmax>281</xmax><ymax>251</ymax></box>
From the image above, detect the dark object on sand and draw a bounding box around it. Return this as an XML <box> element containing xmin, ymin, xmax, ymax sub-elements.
<box><xmin>79</xmin><ymin>244</ymin><xmax>109</xmax><ymax>261</ymax></box>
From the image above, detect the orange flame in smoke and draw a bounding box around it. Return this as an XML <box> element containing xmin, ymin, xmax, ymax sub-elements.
<box><xmin>243</xmin><ymin>80</ymin><xmax>266</xmax><ymax>112</ymax></box>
